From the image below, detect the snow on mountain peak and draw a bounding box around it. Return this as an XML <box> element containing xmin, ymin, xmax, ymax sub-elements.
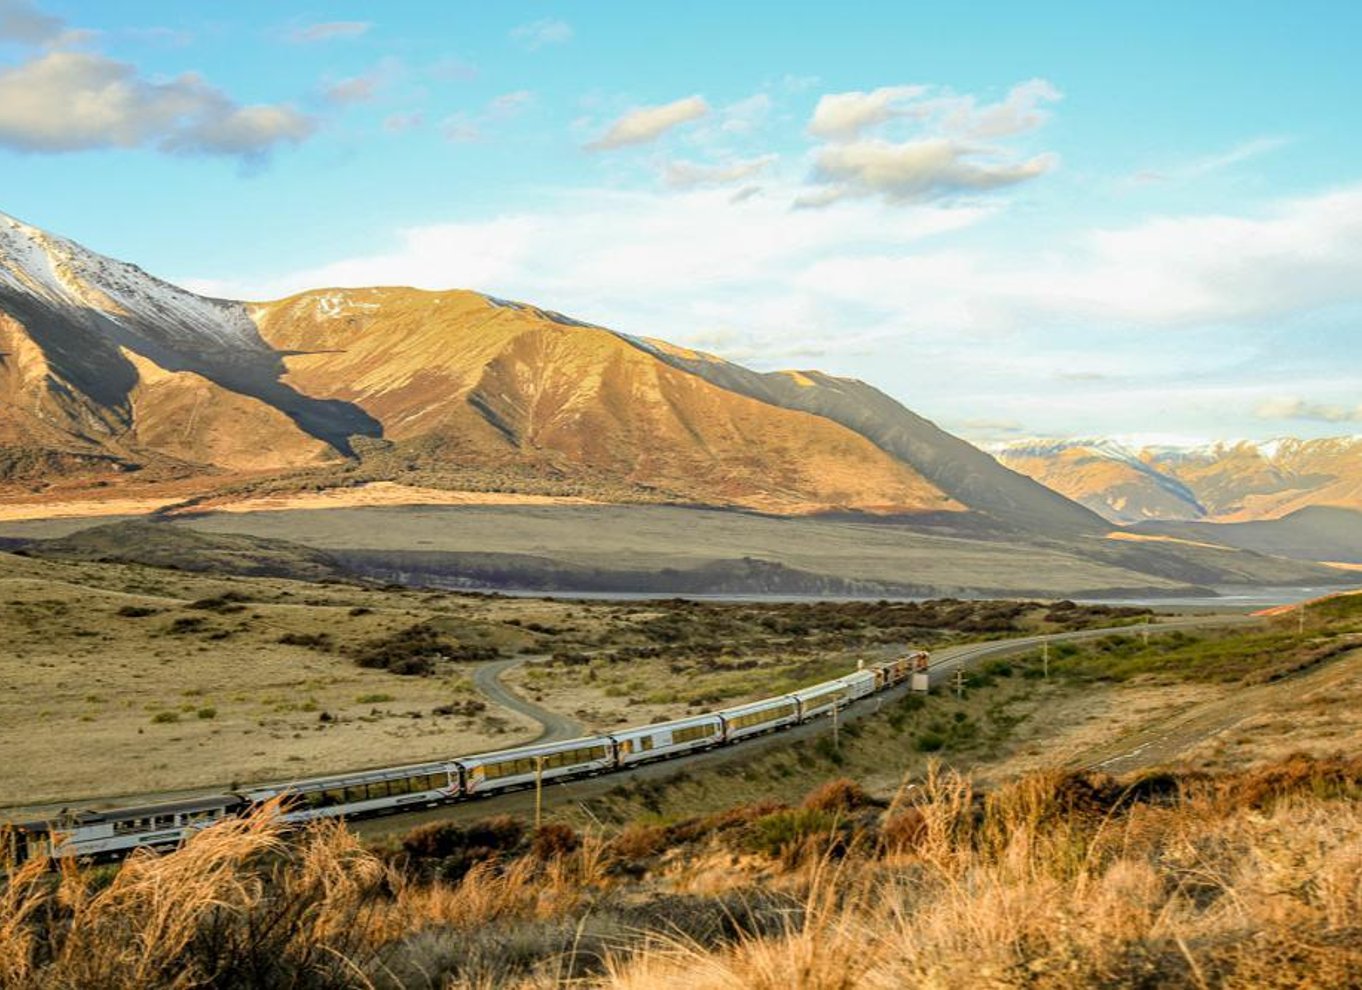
<box><xmin>0</xmin><ymin>209</ymin><xmax>266</xmax><ymax>354</ymax></box>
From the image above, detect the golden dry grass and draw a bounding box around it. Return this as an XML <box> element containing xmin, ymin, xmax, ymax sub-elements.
<box><xmin>4</xmin><ymin>757</ymin><xmax>1361</xmax><ymax>988</ymax></box>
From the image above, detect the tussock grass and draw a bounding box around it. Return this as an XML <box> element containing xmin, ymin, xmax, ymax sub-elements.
<box><xmin>5</xmin><ymin>757</ymin><xmax>1362</xmax><ymax>987</ymax></box>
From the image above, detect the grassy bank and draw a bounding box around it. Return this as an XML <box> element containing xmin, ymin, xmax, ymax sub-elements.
<box><xmin>5</xmin><ymin>755</ymin><xmax>1361</xmax><ymax>987</ymax></box>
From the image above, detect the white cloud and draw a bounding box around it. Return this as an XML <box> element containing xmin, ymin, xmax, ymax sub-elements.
<box><xmin>803</xmin><ymin>138</ymin><xmax>1058</xmax><ymax>205</ymax></box>
<box><xmin>1255</xmin><ymin>397</ymin><xmax>1362</xmax><ymax>423</ymax></box>
<box><xmin>808</xmin><ymin>85</ymin><xmax>929</xmax><ymax>140</ymax></box>
<box><xmin>0</xmin><ymin>50</ymin><xmax>314</xmax><ymax>157</ymax></box>
<box><xmin>663</xmin><ymin>154</ymin><xmax>776</xmax><ymax>189</ymax></box>
<box><xmin>286</xmin><ymin>21</ymin><xmax>370</xmax><ymax>44</ymax></box>
<box><xmin>0</xmin><ymin>0</ymin><xmax>62</xmax><ymax>45</ymax></box>
<box><xmin>587</xmin><ymin>95</ymin><xmax>709</xmax><ymax>150</ymax></box>
<box><xmin>439</xmin><ymin>90</ymin><xmax>534</xmax><ymax>143</ymax></box>
<box><xmin>322</xmin><ymin>73</ymin><xmax>379</xmax><ymax>106</ymax></box>
<box><xmin>1131</xmin><ymin>136</ymin><xmax>1290</xmax><ymax>185</ymax></box>
<box><xmin>800</xmin><ymin>79</ymin><xmax>1061</xmax><ymax>207</ymax></box>
<box><xmin>510</xmin><ymin>18</ymin><xmax>572</xmax><ymax>51</ymax></box>
<box><xmin>802</xmin><ymin>183</ymin><xmax>1362</xmax><ymax>330</ymax></box>
<box><xmin>935</xmin><ymin>78</ymin><xmax>1061</xmax><ymax>139</ymax></box>
<box><xmin>717</xmin><ymin>93</ymin><xmax>773</xmax><ymax>135</ymax></box>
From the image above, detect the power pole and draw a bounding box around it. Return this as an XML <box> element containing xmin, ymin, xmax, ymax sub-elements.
<box><xmin>1142</xmin><ymin>616</ymin><xmax>1150</xmax><ymax>647</ymax></box>
<box><xmin>534</xmin><ymin>755</ymin><xmax>545</xmax><ymax>829</ymax></box>
<box><xmin>1042</xmin><ymin>638</ymin><xmax>1050</xmax><ymax>680</ymax></box>
<box><xmin>954</xmin><ymin>668</ymin><xmax>965</xmax><ymax>699</ymax></box>
<box><xmin>831</xmin><ymin>699</ymin><xmax>839</xmax><ymax>751</ymax></box>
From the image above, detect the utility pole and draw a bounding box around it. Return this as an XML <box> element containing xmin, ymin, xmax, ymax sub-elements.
<box><xmin>831</xmin><ymin>699</ymin><xmax>839</xmax><ymax>751</ymax></box>
<box><xmin>1042</xmin><ymin>638</ymin><xmax>1050</xmax><ymax>680</ymax></box>
<box><xmin>534</xmin><ymin>755</ymin><xmax>544</xmax><ymax>829</ymax></box>
<box><xmin>954</xmin><ymin>668</ymin><xmax>966</xmax><ymax>699</ymax></box>
<box><xmin>1299</xmin><ymin>601</ymin><xmax>1307</xmax><ymax>636</ymax></box>
<box><xmin>1142</xmin><ymin>616</ymin><xmax>1150</xmax><ymax>647</ymax></box>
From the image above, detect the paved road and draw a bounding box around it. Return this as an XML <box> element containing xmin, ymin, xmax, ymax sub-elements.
<box><xmin>472</xmin><ymin>654</ymin><xmax>586</xmax><ymax>744</ymax></box>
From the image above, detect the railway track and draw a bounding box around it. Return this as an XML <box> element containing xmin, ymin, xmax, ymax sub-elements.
<box><xmin>354</xmin><ymin>612</ymin><xmax>1264</xmax><ymax>838</ymax></box>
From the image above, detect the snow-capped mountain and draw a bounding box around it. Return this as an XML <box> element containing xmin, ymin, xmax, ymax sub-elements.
<box><xmin>0</xmin><ymin>211</ymin><xmax>265</xmax><ymax>353</ymax></box>
<box><xmin>994</xmin><ymin>435</ymin><xmax>1362</xmax><ymax>523</ymax></box>
<box><xmin>0</xmin><ymin>209</ymin><xmax>1111</xmax><ymax>532</ymax></box>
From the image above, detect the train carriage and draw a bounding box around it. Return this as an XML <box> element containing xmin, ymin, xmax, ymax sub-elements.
<box><xmin>793</xmin><ymin>680</ymin><xmax>852</xmax><ymax>721</ymax></box>
<box><xmin>457</xmin><ymin>735</ymin><xmax>615</xmax><ymax>796</ymax></box>
<box><xmin>12</xmin><ymin>795</ymin><xmax>243</xmax><ymax>861</ymax></box>
<box><xmin>612</xmin><ymin>714</ymin><xmax>723</xmax><ymax>766</ymax></box>
<box><xmin>717</xmin><ymin>695</ymin><xmax>800</xmax><ymax>742</ymax></box>
<box><xmin>5</xmin><ymin>646</ymin><xmax>933</xmax><ymax>864</ymax></box>
<box><xmin>841</xmin><ymin>668</ymin><xmax>878</xmax><ymax>700</ymax></box>
<box><xmin>243</xmin><ymin>762</ymin><xmax>457</xmax><ymax>823</ymax></box>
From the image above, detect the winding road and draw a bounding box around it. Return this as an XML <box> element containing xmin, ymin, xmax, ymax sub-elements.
<box><xmin>354</xmin><ymin>612</ymin><xmax>1266</xmax><ymax>838</ymax></box>
<box><xmin>471</xmin><ymin>654</ymin><xmax>586</xmax><ymax>744</ymax></box>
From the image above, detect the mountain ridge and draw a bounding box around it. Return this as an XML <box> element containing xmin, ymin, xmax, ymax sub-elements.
<box><xmin>995</xmin><ymin>435</ymin><xmax>1362</xmax><ymax>524</ymax></box>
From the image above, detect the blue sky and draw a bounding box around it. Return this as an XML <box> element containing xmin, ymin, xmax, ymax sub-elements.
<box><xmin>2</xmin><ymin>0</ymin><xmax>1360</xmax><ymax>445</ymax></box>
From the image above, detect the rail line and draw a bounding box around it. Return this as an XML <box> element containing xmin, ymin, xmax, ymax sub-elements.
<box><xmin>3</xmin><ymin>613</ymin><xmax>1263</xmax><ymax>863</ymax></box>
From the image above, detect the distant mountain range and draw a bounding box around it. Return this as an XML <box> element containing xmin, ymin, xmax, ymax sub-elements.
<box><xmin>0</xmin><ymin>209</ymin><xmax>1101</xmax><ymax>536</ymax></box>
<box><xmin>994</xmin><ymin>436</ymin><xmax>1362</xmax><ymax>524</ymax></box>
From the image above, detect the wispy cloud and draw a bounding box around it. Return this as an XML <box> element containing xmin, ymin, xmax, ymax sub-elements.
<box><xmin>663</xmin><ymin>154</ymin><xmax>776</xmax><ymax>189</ymax></box>
<box><xmin>440</xmin><ymin>90</ymin><xmax>534</xmax><ymax>143</ymax></box>
<box><xmin>1130</xmin><ymin>136</ymin><xmax>1291</xmax><ymax>185</ymax></box>
<box><xmin>799</xmin><ymin>139</ymin><xmax>1057</xmax><ymax>207</ymax></box>
<box><xmin>1256</xmin><ymin>397</ymin><xmax>1362</xmax><ymax>423</ymax></box>
<box><xmin>510</xmin><ymin>18</ymin><xmax>572</xmax><ymax>51</ymax></box>
<box><xmin>0</xmin><ymin>50</ymin><xmax>313</xmax><ymax>158</ymax></box>
<box><xmin>286</xmin><ymin>21</ymin><xmax>370</xmax><ymax>44</ymax></box>
<box><xmin>799</xmin><ymin>79</ymin><xmax>1062</xmax><ymax>207</ymax></box>
<box><xmin>808</xmin><ymin>85</ymin><xmax>930</xmax><ymax>140</ymax></box>
<box><xmin>322</xmin><ymin>73</ymin><xmax>379</xmax><ymax>106</ymax></box>
<box><xmin>587</xmin><ymin>95</ymin><xmax>709</xmax><ymax>150</ymax></box>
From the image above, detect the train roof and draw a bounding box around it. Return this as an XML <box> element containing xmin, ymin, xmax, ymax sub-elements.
<box><xmin>12</xmin><ymin>794</ymin><xmax>240</xmax><ymax>830</ymax></box>
<box><xmin>242</xmin><ymin>760</ymin><xmax>453</xmax><ymax>796</ymax></box>
<box><xmin>456</xmin><ymin>733</ymin><xmax>615</xmax><ymax>766</ymax></box>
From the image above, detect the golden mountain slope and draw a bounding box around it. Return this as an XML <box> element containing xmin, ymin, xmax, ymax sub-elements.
<box><xmin>251</xmin><ymin>289</ymin><xmax>959</xmax><ymax>515</ymax></box>
<box><xmin>997</xmin><ymin>437</ymin><xmax>1362</xmax><ymax>523</ymax></box>
<box><xmin>1147</xmin><ymin>439</ymin><xmax>1362</xmax><ymax>522</ymax></box>
<box><xmin>121</xmin><ymin>351</ymin><xmax>332</xmax><ymax>472</ymax></box>
<box><xmin>994</xmin><ymin>443</ymin><xmax>1203</xmax><ymax>524</ymax></box>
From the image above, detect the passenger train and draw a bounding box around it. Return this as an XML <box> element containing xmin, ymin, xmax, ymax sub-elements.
<box><xmin>2</xmin><ymin>651</ymin><xmax>929</xmax><ymax>864</ymax></box>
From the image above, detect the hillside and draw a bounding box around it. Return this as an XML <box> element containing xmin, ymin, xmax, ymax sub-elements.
<box><xmin>996</xmin><ymin>435</ymin><xmax>1362</xmax><ymax>523</ymax></box>
<box><xmin>1132</xmin><ymin>505</ymin><xmax>1362</xmax><ymax>564</ymax></box>
<box><xmin>2</xmin><ymin>209</ymin><xmax>968</xmax><ymax>519</ymax></box>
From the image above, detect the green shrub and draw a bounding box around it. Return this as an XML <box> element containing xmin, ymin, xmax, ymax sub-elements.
<box><xmin>150</xmin><ymin>711</ymin><xmax>180</xmax><ymax>724</ymax></box>
<box><xmin>914</xmin><ymin>730</ymin><xmax>946</xmax><ymax>752</ymax></box>
<box><xmin>195</xmin><ymin>707</ymin><xmax>217</xmax><ymax>720</ymax></box>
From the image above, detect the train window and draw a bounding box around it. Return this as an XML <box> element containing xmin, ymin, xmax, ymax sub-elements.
<box><xmin>388</xmin><ymin>777</ymin><xmax>411</xmax><ymax>795</ymax></box>
<box><xmin>640</xmin><ymin>736</ymin><xmax>654</xmax><ymax>751</ymax></box>
<box><xmin>304</xmin><ymin>791</ymin><xmax>328</xmax><ymax>809</ymax></box>
<box><xmin>344</xmin><ymin>785</ymin><xmax>368</xmax><ymax>804</ymax></box>
<box><xmin>424</xmin><ymin>774</ymin><xmax>446</xmax><ymax>791</ymax></box>
<box><xmin>673</xmin><ymin>725</ymin><xmax>712</xmax><ymax>744</ymax></box>
<box><xmin>369</xmin><ymin>781</ymin><xmax>391</xmax><ymax>799</ymax></box>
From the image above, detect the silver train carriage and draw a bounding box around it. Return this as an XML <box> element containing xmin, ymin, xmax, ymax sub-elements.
<box><xmin>6</xmin><ymin>649</ymin><xmax>932</xmax><ymax>863</ymax></box>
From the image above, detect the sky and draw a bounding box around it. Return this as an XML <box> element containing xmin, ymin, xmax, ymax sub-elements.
<box><xmin>1</xmin><ymin>0</ymin><xmax>1360</xmax><ymax>446</ymax></box>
